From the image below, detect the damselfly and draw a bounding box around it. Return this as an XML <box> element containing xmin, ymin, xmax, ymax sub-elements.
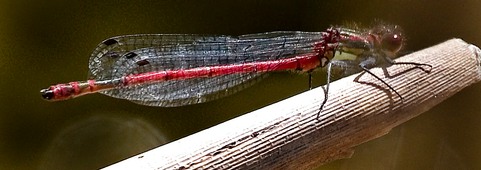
<box><xmin>40</xmin><ymin>24</ymin><xmax>432</xmax><ymax>118</ymax></box>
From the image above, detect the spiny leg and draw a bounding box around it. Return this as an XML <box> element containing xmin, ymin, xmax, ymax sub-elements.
<box><xmin>317</xmin><ymin>62</ymin><xmax>332</xmax><ymax>120</ymax></box>
<box><xmin>391</xmin><ymin>61</ymin><xmax>433</xmax><ymax>73</ymax></box>
<box><xmin>385</xmin><ymin>56</ymin><xmax>433</xmax><ymax>72</ymax></box>
<box><xmin>360</xmin><ymin>65</ymin><xmax>403</xmax><ymax>100</ymax></box>
<box><xmin>357</xmin><ymin>56</ymin><xmax>432</xmax><ymax>105</ymax></box>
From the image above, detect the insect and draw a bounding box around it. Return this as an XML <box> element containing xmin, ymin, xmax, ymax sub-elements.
<box><xmin>40</xmin><ymin>24</ymin><xmax>432</xmax><ymax>118</ymax></box>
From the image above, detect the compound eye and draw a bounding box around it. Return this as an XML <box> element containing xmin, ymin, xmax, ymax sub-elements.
<box><xmin>381</xmin><ymin>32</ymin><xmax>403</xmax><ymax>53</ymax></box>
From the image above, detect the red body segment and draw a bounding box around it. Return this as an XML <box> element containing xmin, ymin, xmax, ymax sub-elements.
<box><xmin>45</xmin><ymin>52</ymin><xmax>324</xmax><ymax>101</ymax></box>
<box><xmin>124</xmin><ymin>53</ymin><xmax>321</xmax><ymax>85</ymax></box>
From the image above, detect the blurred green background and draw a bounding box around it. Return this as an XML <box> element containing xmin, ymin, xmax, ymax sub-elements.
<box><xmin>1</xmin><ymin>0</ymin><xmax>481</xmax><ymax>169</ymax></box>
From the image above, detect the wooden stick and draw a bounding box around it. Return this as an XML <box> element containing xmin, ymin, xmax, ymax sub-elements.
<box><xmin>103</xmin><ymin>39</ymin><xmax>481</xmax><ymax>170</ymax></box>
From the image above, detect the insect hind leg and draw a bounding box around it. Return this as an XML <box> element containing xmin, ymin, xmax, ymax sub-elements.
<box><xmin>358</xmin><ymin>56</ymin><xmax>404</xmax><ymax>99</ymax></box>
<box><xmin>317</xmin><ymin>62</ymin><xmax>332</xmax><ymax>120</ymax></box>
<box><xmin>384</xmin><ymin>56</ymin><xmax>433</xmax><ymax>73</ymax></box>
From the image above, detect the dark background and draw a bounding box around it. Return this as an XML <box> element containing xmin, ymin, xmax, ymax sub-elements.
<box><xmin>1</xmin><ymin>0</ymin><xmax>481</xmax><ymax>169</ymax></box>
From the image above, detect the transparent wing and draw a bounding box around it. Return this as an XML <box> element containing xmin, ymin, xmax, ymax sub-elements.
<box><xmin>87</xmin><ymin>32</ymin><xmax>325</xmax><ymax>106</ymax></box>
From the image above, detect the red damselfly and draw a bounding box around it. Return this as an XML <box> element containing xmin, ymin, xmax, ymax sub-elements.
<box><xmin>40</xmin><ymin>24</ymin><xmax>432</xmax><ymax>118</ymax></box>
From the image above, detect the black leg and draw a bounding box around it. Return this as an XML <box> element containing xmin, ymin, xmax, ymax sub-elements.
<box><xmin>360</xmin><ymin>65</ymin><xmax>403</xmax><ymax>99</ymax></box>
<box><xmin>317</xmin><ymin>62</ymin><xmax>332</xmax><ymax>120</ymax></box>
<box><xmin>392</xmin><ymin>61</ymin><xmax>433</xmax><ymax>73</ymax></box>
<box><xmin>385</xmin><ymin>56</ymin><xmax>433</xmax><ymax>73</ymax></box>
